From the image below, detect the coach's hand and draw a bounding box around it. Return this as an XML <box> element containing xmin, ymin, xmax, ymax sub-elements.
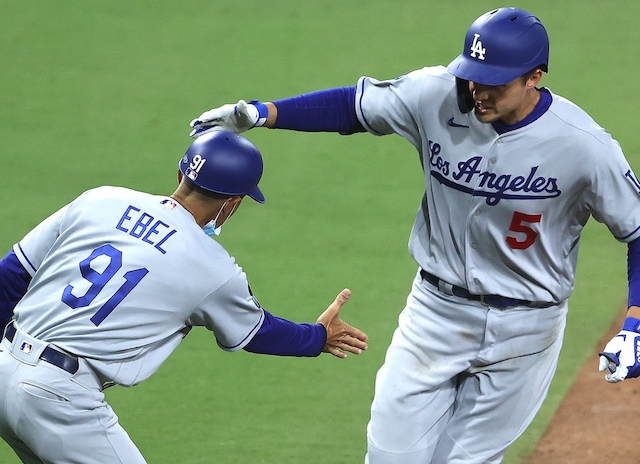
<box><xmin>190</xmin><ymin>99</ymin><xmax>265</xmax><ymax>137</ymax></box>
<box><xmin>317</xmin><ymin>289</ymin><xmax>368</xmax><ymax>358</ymax></box>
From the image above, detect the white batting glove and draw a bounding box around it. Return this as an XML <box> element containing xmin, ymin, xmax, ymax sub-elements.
<box><xmin>598</xmin><ymin>317</ymin><xmax>640</xmax><ymax>383</ymax></box>
<box><xmin>189</xmin><ymin>99</ymin><xmax>268</xmax><ymax>137</ymax></box>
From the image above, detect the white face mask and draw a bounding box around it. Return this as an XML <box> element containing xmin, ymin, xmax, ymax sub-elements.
<box><xmin>202</xmin><ymin>199</ymin><xmax>238</xmax><ymax>237</ymax></box>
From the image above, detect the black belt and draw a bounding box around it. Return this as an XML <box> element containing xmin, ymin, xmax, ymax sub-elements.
<box><xmin>419</xmin><ymin>270</ymin><xmax>553</xmax><ymax>309</ymax></box>
<box><xmin>4</xmin><ymin>323</ymin><xmax>79</xmax><ymax>374</ymax></box>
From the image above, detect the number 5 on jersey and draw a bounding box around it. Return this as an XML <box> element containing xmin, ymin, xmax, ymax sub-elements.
<box><xmin>61</xmin><ymin>244</ymin><xmax>149</xmax><ymax>326</ymax></box>
<box><xmin>507</xmin><ymin>211</ymin><xmax>542</xmax><ymax>250</ymax></box>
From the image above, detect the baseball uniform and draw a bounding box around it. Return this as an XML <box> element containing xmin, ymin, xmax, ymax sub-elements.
<box><xmin>0</xmin><ymin>186</ymin><xmax>266</xmax><ymax>463</ymax></box>
<box><xmin>355</xmin><ymin>66</ymin><xmax>640</xmax><ymax>463</ymax></box>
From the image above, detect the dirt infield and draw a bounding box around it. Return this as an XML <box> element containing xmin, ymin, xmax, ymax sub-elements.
<box><xmin>524</xmin><ymin>308</ymin><xmax>640</xmax><ymax>464</ymax></box>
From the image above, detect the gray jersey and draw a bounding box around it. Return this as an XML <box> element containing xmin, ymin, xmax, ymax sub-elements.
<box><xmin>12</xmin><ymin>186</ymin><xmax>264</xmax><ymax>386</ymax></box>
<box><xmin>355</xmin><ymin>65</ymin><xmax>640</xmax><ymax>303</ymax></box>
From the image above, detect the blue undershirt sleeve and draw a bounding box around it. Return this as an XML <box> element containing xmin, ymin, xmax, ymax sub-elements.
<box><xmin>0</xmin><ymin>250</ymin><xmax>32</xmax><ymax>329</ymax></box>
<box><xmin>272</xmin><ymin>86</ymin><xmax>366</xmax><ymax>135</ymax></box>
<box><xmin>627</xmin><ymin>237</ymin><xmax>640</xmax><ymax>308</ymax></box>
<box><xmin>243</xmin><ymin>309</ymin><xmax>327</xmax><ymax>357</ymax></box>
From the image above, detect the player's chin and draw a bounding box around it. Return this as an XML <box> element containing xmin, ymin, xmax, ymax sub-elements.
<box><xmin>473</xmin><ymin>108</ymin><xmax>498</xmax><ymax>124</ymax></box>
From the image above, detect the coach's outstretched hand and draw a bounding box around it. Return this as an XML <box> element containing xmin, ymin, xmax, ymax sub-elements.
<box><xmin>317</xmin><ymin>289</ymin><xmax>368</xmax><ymax>358</ymax></box>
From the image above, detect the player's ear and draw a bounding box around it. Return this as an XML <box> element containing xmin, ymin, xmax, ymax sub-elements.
<box><xmin>526</xmin><ymin>69</ymin><xmax>543</xmax><ymax>88</ymax></box>
<box><xmin>177</xmin><ymin>170</ymin><xmax>183</xmax><ymax>184</ymax></box>
<box><xmin>227</xmin><ymin>196</ymin><xmax>244</xmax><ymax>216</ymax></box>
<box><xmin>230</xmin><ymin>195</ymin><xmax>244</xmax><ymax>207</ymax></box>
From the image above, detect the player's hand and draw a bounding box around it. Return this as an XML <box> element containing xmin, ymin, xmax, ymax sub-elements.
<box><xmin>317</xmin><ymin>289</ymin><xmax>368</xmax><ymax>359</ymax></box>
<box><xmin>598</xmin><ymin>325</ymin><xmax>640</xmax><ymax>383</ymax></box>
<box><xmin>189</xmin><ymin>100</ymin><xmax>261</xmax><ymax>137</ymax></box>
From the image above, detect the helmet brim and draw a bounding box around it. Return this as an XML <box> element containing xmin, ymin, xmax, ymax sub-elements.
<box><xmin>447</xmin><ymin>55</ymin><xmax>529</xmax><ymax>86</ymax></box>
<box><xmin>248</xmin><ymin>186</ymin><xmax>266</xmax><ymax>204</ymax></box>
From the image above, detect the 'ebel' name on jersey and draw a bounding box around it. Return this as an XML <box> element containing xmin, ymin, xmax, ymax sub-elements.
<box><xmin>428</xmin><ymin>149</ymin><xmax>561</xmax><ymax>206</ymax></box>
<box><xmin>115</xmin><ymin>205</ymin><xmax>177</xmax><ymax>254</ymax></box>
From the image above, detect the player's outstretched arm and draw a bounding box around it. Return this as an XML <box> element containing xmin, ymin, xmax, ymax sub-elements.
<box><xmin>189</xmin><ymin>87</ymin><xmax>364</xmax><ymax>138</ymax></box>
<box><xmin>317</xmin><ymin>289</ymin><xmax>368</xmax><ymax>359</ymax></box>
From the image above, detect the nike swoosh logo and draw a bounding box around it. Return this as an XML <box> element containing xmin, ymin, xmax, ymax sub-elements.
<box><xmin>447</xmin><ymin>117</ymin><xmax>469</xmax><ymax>128</ymax></box>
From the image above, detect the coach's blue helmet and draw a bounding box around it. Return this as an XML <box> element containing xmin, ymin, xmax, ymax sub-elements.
<box><xmin>179</xmin><ymin>131</ymin><xmax>265</xmax><ymax>203</ymax></box>
<box><xmin>447</xmin><ymin>7</ymin><xmax>549</xmax><ymax>86</ymax></box>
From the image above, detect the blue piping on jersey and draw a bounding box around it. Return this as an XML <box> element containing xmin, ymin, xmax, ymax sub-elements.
<box><xmin>16</xmin><ymin>243</ymin><xmax>37</xmax><ymax>273</ymax></box>
<box><xmin>617</xmin><ymin>223</ymin><xmax>640</xmax><ymax>241</ymax></box>
<box><xmin>217</xmin><ymin>310</ymin><xmax>265</xmax><ymax>351</ymax></box>
<box><xmin>356</xmin><ymin>78</ymin><xmax>384</xmax><ymax>136</ymax></box>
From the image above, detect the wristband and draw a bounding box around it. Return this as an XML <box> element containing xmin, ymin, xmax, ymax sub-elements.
<box><xmin>249</xmin><ymin>100</ymin><xmax>269</xmax><ymax>127</ymax></box>
<box><xmin>622</xmin><ymin>316</ymin><xmax>640</xmax><ymax>333</ymax></box>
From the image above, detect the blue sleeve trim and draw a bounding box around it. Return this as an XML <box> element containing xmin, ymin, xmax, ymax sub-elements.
<box><xmin>0</xmin><ymin>250</ymin><xmax>32</xmax><ymax>328</ymax></box>
<box><xmin>617</xmin><ymin>223</ymin><xmax>640</xmax><ymax>241</ymax></box>
<box><xmin>627</xmin><ymin>237</ymin><xmax>640</xmax><ymax>308</ymax></box>
<box><xmin>272</xmin><ymin>87</ymin><xmax>365</xmax><ymax>135</ymax></box>
<box><xmin>16</xmin><ymin>243</ymin><xmax>37</xmax><ymax>274</ymax></box>
<box><xmin>243</xmin><ymin>309</ymin><xmax>327</xmax><ymax>357</ymax></box>
<box><xmin>355</xmin><ymin>77</ymin><xmax>381</xmax><ymax>136</ymax></box>
<box><xmin>216</xmin><ymin>309</ymin><xmax>265</xmax><ymax>351</ymax></box>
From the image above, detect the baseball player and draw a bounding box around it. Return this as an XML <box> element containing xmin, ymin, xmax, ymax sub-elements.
<box><xmin>0</xmin><ymin>131</ymin><xmax>368</xmax><ymax>464</ymax></box>
<box><xmin>188</xmin><ymin>7</ymin><xmax>640</xmax><ymax>464</ymax></box>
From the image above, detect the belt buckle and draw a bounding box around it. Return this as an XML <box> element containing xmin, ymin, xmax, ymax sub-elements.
<box><xmin>479</xmin><ymin>295</ymin><xmax>520</xmax><ymax>309</ymax></box>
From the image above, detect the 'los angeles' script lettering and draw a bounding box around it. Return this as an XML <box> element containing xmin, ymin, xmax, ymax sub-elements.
<box><xmin>430</xmin><ymin>155</ymin><xmax>561</xmax><ymax>205</ymax></box>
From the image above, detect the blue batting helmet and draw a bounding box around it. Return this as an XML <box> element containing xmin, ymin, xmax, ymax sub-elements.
<box><xmin>447</xmin><ymin>7</ymin><xmax>549</xmax><ymax>86</ymax></box>
<box><xmin>179</xmin><ymin>131</ymin><xmax>265</xmax><ymax>203</ymax></box>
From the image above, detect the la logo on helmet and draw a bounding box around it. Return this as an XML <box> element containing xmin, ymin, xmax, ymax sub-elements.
<box><xmin>469</xmin><ymin>33</ymin><xmax>486</xmax><ymax>60</ymax></box>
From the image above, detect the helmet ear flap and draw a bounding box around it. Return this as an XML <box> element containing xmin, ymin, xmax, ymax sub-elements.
<box><xmin>456</xmin><ymin>78</ymin><xmax>474</xmax><ymax>114</ymax></box>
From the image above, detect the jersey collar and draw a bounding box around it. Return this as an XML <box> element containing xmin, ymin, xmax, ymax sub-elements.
<box><xmin>491</xmin><ymin>88</ymin><xmax>552</xmax><ymax>135</ymax></box>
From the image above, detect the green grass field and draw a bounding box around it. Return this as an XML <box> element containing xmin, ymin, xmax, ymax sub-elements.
<box><xmin>1</xmin><ymin>1</ymin><xmax>638</xmax><ymax>463</ymax></box>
